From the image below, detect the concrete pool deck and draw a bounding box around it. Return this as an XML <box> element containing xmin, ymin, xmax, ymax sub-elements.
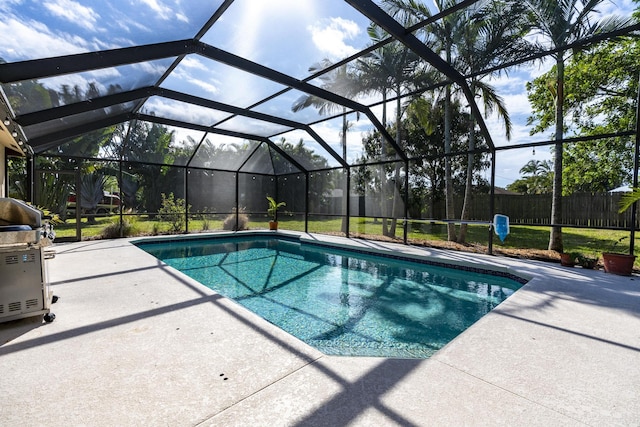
<box><xmin>1</xmin><ymin>231</ymin><xmax>639</xmax><ymax>426</ymax></box>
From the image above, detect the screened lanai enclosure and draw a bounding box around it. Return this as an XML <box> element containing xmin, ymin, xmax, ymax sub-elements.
<box><xmin>1</xmin><ymin>0</ymin><xmax>639</xmax><ymax>255</ymax></box>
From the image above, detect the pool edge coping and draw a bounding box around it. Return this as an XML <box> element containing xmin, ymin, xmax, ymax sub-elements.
<box><xmin>131</xmin><ymin>229</ymin><xmax>532</xmax><ymax>285</ymax></box>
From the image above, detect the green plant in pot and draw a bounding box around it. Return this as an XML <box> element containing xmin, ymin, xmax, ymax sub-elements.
<box><xmin>266</xmin><ymin>196</ymin><xmax>286</xmax><ymax>231</ymax></box>
<box><xmin>601</xmin><ymin>191</ymin><xmax>640</xmax><ymax>275</ymax></box>
<box><xmin>560</xmin><ymin>251</ymin><xmax>579</xmax><ymax>267</ymax></box>
<box><xmin>576</xmin><ymin>253</ymin><xmax>598</xmax><ymax>269</ymax></box>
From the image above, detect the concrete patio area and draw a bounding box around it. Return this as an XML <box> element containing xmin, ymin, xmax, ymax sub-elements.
<box><xmin>1</xmin><ymin>233</ymin><xmax>639</xmax><ymax>426</ymax></box>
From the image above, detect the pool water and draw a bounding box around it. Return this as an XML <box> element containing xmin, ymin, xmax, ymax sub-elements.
<box><xmin>136</xmin><ymin>236</ymin><xmax>524</xmax><ymax>358</ymax></box>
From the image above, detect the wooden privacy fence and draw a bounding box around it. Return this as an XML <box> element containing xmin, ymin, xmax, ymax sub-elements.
<box><xmin>324</xmin><ymin>193</ymin><xmax>639</xmax><ymax>229</ymax></box>
<box><xmin>441</xmin><ymin>193</ymin><xmax>639</xmax><ymax>229</ymax></box>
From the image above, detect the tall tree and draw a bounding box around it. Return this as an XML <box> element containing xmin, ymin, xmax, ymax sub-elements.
<box><xmin>383</xmin><ymin>0</ymin><xmax>528</xmax><ymax>242</ymax></box>
<box><xmin>383</xmin><ymin>0</ymin><xmax>460</xmax><ymax>241</ymax></box>
<box><xmin>523</xmin><ymin>0</ymin><xmax>634</xmax><ymax>252</ymax></box>
<box><xmin>527</xmin><ymin>37</ymin><xmax>640</xmax><ymax>193</ymax></box>
<box><xmin>292</xmin><ymin>60</ymin><xmax>360</xmax><ymax>233</ymax></box>
<box><xmin>113</xmin><ymin>120</ymin><xmax>176</xmax><ymax>212</ymax></box>
<box><xmin>405</xmin><ymin>96</ymin><xmax>489</xmax><ymax>217</ymax></box>
<box><xmin>357</xmin><ymin>18</ymin><xmax>434</xmax><ymax>237</ymax></box>
<box><xmin>453</xmin><ymin>0</ymin><xmax>532</xmax><ymax>241</ymax></box>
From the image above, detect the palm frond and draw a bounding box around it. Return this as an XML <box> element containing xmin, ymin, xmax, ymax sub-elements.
<box><xmin>618</xmin><ymin>188</ymin><xmax>640</xmax><ymax>213</ymax></box>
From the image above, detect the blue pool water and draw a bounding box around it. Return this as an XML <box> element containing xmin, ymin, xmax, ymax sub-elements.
<box><xmin>136</xmin><ymin>236</ymin><xmax>525</xmax><ymax>358</ymax></box>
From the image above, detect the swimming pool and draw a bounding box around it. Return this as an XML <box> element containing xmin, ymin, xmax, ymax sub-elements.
<box><xmin>136</xmin><ymin>234</ymin><xmax>526</xmax><ymax>358</ymax></box>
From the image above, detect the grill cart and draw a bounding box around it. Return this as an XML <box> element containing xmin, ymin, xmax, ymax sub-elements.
<box><xmin>0</xmin><ymin>198</ymin><xmax>56</xmax><ymax>323</ymax></box>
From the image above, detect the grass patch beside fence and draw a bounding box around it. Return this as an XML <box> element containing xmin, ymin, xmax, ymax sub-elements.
<box><xmin>52</xmin><ymin>215</ymin><xmax>640</xmax><ymax>267</ymax></box>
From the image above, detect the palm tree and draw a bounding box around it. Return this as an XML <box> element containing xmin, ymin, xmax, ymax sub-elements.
<box><xmin>292</xmin><ymin>59</ymin><xmax>359</xmax><ymax>162</ymax></box>
<box><xmin>383</xmin><ymin>0</ymin><xmax>524</xmax><ymax>242</ymax></box>
<box><xmin>454</xmin><ymin>0</ymin><xmax>532</xmax><ymax>242</ymax></box>
<box><xmin>382</xmin><ymin>0</ymin><xmax>461</xmax><ymax>241</ymax></box>
<box><xmin>523</xmin><ymin>0</ymin><xmax>634</xmax><ymax>252</ymax></box>
<box><xmin>295</xmin><ymin>29</ymin><xmax>431</xmax><ymax>238</ymax></box>
<box><xmin>291</xmin><ymin>60</ymin><xmax>359</xmax><ymax>233</ymax></box>
<box><xmin>520</xmin><ymin>159</ymin><xmax>554</xmax><ymax>194</ymax></box>
<box><xmin>356</xmin><ymin>22</ymin><xmax>434</xmax><ymax>237</ymax></box>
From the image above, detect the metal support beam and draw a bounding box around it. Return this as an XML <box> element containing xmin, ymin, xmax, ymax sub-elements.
<box><xmin>28</xmin><ymin>113</ymin><xmax>134</xmax><ymax>152</ymax></box>
<box><xmin>196</xmin><ymin>42</ymin><xmax>407</xmax><ymax>162</ymax></box>
<box><xmin>118</xmin><ymin>159</ymin><xmax>124</xmax><ymax>237</ymax></box>
<box><xmin>15</xmin><ymin>87</ymin><xmax>153</xmax><ymax>126</ymax></box>
<box><xmin>305</xmin><ymin>172</ymin><xmax>310</xmax><ymax>233</ymax></box>
<box><xmin>16</xmin><ymin>84</ymin><xmax>348</xmax><ymax>169</ymax></box>
<box><xmin>346</xmin><ymin>167</ymin><xmax>351</xmax><ymax>238</ymax></box>
<box><xmin>488</xmin><ymin>150</ymin><xmax>496</xmax><ymax>255</ymax></box>
<box><xmin>184</xmin><ymin>166</ymin><xmax>190</xmax><ymax>234</ymax></box>
<box><xmin>235</xmin><ymin>171</ymin><xmax>240</xmax><ymax>230</ymax></box>
<box><xmin>630</xmin><ymin>73</ymin><xmax>640</xmax><ymax>255</ymax></box>
<box><xmin>404</xmin><ymin>159</ymin><xmax>409</xmax><ymax>245</ymax></box>
<box><xmin>0</xmin><ymin>40</ymin><xmax>195</xmax><ymax>83</ymax></box>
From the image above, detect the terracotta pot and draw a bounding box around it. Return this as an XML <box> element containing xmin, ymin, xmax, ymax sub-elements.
<box><xmin>269</xmin><ymin>221</ymin><xmax>278</xmax><ymax>231</ymax></box>
<box><xmin>602</xmin><ymin>252</ymin><xmax>636</xmax><ymax>276</ymax></box>
<box><xmin>560</xmin><ymin>253</ymin><xmax>575</xmax><ymax>267</ymax></box>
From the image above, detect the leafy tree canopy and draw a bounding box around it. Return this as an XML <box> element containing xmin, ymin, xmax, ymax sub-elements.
<box><xmin>526</xmin><ymin>37</ymin><xmax>640</xmax><ymax>194</ymax></box>
<box><xmin>506</xmin><ymin>159</ymin><xmax>553</xmax><ymax>194</ymax></box>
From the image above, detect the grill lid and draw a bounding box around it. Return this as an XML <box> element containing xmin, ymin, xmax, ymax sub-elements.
<box><xmin>0</xmin><ymin>198</ymin><xmax>42</xmax><ymax>228</ymax></box>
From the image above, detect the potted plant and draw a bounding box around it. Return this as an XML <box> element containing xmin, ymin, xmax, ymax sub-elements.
<box><xmin>560</xmin><ymin>252</ymin><xmax>578</xmax><ymax>267</ymax></box>
<box><xmin>602</xmin><ymin>236</ymin><xmax>636</xmax><ymax>276</ymax></box>
<box><xmin>601</xmin><ymin>190</ymin><xmax>640</xmax><ymax>275</ymax></box>
<box><xmin>576</xmin><ymin>254</ymin><xmax>598</xmax><ymax>269</ymax></box>
<box><xmin>266</xmin><ymin>196</ymin><xmax>286</xmax><ymax>231</ymax></box>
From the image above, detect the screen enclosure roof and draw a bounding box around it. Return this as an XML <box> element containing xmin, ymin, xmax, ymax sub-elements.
<box><xmin>0</xmin><ymin>0</ymin><xmax>638</xmax><ymax>174</ymax></box>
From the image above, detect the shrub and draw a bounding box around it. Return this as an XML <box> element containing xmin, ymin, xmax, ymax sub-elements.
<box><xmin>201</xmin><ymin>216</ymin><xmax>210</xmax><ymax>231</ymax></box>
<box><xmin>196</xmin><ymin>208</ymin><xmax>212</xmax><ymax>231</ymax></box>
<box><xmin>222</xmin><ymin>207</ymin><xmax>249</xmax><ymax>231</ymax></box>
<box><xmin>101</xmin><ymin>218</ymin><xmax>139</xmax><ymax>239</ymax></box>
<box><xmin>157</xmin><ymin>193</ymin><xmax>190</xmax><ymax>233</ymax></box>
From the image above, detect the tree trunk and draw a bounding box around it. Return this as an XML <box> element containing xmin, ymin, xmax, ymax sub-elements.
<box><xmin>549</xmin><ymin>57</ymin><xmax>564</xmax><ymax>252</ymax></box>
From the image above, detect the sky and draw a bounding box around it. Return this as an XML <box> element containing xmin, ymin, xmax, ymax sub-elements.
<box><xmin>0</xmin><ymin>0</ymin><xmax>637</xmax><ymax>187</ymax></box>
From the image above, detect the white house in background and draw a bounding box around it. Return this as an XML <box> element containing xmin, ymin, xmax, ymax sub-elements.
<box><xmin>610</xmin><ymin>185</ymin><xmax>633</xmax><ymax>193</ymax></box>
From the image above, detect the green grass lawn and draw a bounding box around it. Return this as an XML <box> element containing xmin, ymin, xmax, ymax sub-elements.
<box><xmin>52</xmin><ymin>215</ymin><xmax>640</xmax><ymax>265</ymax></box>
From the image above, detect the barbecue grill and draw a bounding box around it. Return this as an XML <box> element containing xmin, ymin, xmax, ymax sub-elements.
<box><xmin>0</xmin><ymin>198</ymin><xmax>56</xmax><ymax>323</ymax></box>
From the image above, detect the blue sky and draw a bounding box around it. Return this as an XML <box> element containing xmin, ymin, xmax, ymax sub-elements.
<box><xmin>0</xmin><ymin>0</ymin><xmax>637</xmax><ymax>186</ymax></box>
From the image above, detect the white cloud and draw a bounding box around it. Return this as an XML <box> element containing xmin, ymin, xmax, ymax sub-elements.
<box><xmin>308</xmin><ymin>17</ymin><xmax>361</xmax><ymax>59</ymax></box>
<box><xmin>187</xmin><ymin>78</ymin><xmax>220</xmax><ymax>97</ymax></box>
<box><xmin>176</xmin><ymin>12</ymin><xmax>189</xmax><ymax>24</ymax></box>
<box><xmin>133</xmin><ymin>61</ymin><xmax>169</xmax><ymax>79</ymax></box>
<box><xmin>139</xmin><ymin>0</ymin><xmax>173</xmax><ymax>20</ymax></box>
<box><xmin>43</xmin><ymin>0</ymin><xmax>99</xmax><ymax>31</ymax></box>
<box><xmin>0</xmin><ymin>0</ymin><xmax>24</xmax><ymax>14</ymax></box>
<box><xmin>170</xmin><ymin>59</ymin><xmax>221</xmax><ymax>97</ymax></box>
<box><xmin>145</xmin><ymin>97</ymin><xmax>225</xmax><ymax>126</ymax></box>
<box><xmin>180</xmin><ymin>56</ymin><xmax>209</xmax><ymax>72</ymax></box>
<box><xmin>142</xmin><ymin>0</ymin><xmax>189</xmax><ymax>23</ymax></box>
<box><xmin>599</xmin><ymin>0</ymin><xmax>636</xmax><ymax>18</ymax></box>
<box><xmin>0</xmin><ymin>17</ymin><xmax>89</xmax><ymax>59</ymax></box>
